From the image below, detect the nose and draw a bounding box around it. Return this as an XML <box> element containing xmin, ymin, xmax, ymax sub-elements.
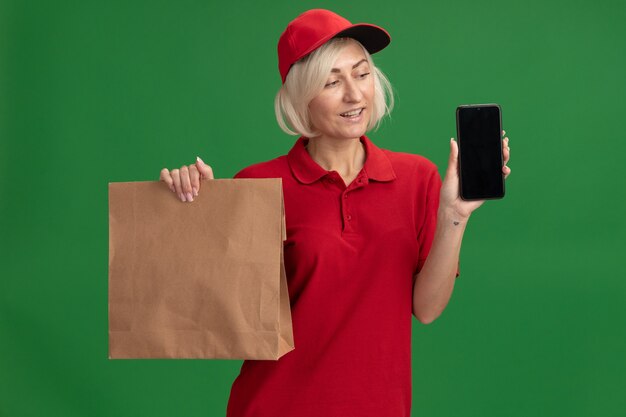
<box><xmin>343</xmin><ymin>78</ymin><xmax>363</xmax><ymax>103</ymax></box>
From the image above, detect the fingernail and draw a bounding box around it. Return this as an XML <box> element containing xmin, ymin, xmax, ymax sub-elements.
<box><xmin>186</xmin><ymin>192</ymin><xmax>193</xmax><ymax>202</ymax></box>
<box><xmin>196</xmin><ymin>156</ymin><xmax>204</xmax><ymax>164</ymax></box>
<box><xmin>192</xmin><ymin>187</ymin><xmax>198</xmax><ymax>197</ymax></box>
<box><xmin>179</xmin><ymin>193</ymin><xmax>186</xmax><ymax>202</ymax></box>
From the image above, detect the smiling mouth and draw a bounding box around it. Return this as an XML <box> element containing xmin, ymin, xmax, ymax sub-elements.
<box><xmin>340</xmin><ymin>108</ymin><xmax>364</xmax><ymax>118</ymax></box>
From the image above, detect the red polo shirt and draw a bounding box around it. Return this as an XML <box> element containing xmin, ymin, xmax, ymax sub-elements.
<box><xmin>227</xmin><ymin>135</ymin><xmax>448</xmax><ymax>417</ymax></box>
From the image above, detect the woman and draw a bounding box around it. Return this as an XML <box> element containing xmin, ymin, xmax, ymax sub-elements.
<box><xmin>160</xmin><ymin>9</ymin><xmax>511</xmax><ymax>417</ymax></box>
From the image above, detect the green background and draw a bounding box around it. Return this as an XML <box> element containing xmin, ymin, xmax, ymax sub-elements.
<box><xmin>1</xmin><ymin>0</ymin><xmax>624</xmax><ymax>416</ymax></box>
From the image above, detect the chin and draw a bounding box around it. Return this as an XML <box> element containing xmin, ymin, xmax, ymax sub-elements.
<box><xmin>345</xmin><ymin>127</ymin><xmax>368</xmax><ymax>139</ymax></box>
<box><xmin>318</xmin><ymin>123</ymin><xmax>368</xmax><ymax>140</ymax></box>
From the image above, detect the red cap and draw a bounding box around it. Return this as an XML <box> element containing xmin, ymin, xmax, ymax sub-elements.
<box><xmin>277</xmin><ymin>9</ymin><xmax>391</xmax><ymax>83</ymax></box>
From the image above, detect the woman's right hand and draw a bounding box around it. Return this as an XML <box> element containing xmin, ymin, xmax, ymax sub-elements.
<box><xmin>159</xmin><ymin>156</ymin><xmax>214</xmax><ymax>202</ymax></box>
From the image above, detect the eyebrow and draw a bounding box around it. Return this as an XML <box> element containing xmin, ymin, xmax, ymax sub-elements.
<box><xmin>330</xmin><ymin>58</ymin><xmax>368</xmax><ymax>73</ymax></box>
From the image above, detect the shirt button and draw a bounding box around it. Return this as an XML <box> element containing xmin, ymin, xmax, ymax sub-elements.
<box><xmin>346</xmin><ymin>215</ymin><xmax>352</xmax><ymax>221</ymax></box>
<box><xmin>344</xmin><ymin>194</ymin><xmax>348</xmax><ymax>199</ymax></box>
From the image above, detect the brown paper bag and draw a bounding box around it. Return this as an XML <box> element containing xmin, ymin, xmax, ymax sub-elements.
<box><xmin>108</xmin><ymin>179</ymin><xmax>294</xmax><ymax>360</ymax></box>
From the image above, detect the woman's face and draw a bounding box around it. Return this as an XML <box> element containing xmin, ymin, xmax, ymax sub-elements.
<box><xmin>308</xmin><ymin>41</ymin><xmax>374</xmax><ymax>141</ymax></box>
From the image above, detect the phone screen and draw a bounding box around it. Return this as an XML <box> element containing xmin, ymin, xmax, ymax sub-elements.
<box><xmin>456</xmin><ymin>104</ymin><xmax>504</xmax><ymax>200</ymax></box>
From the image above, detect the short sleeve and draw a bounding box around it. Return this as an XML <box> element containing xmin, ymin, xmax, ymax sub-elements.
<box><xmin>414</xmin><ymin>167</ymin><xmax>460</xmax><ymax>279</ymax></box>
<box><xmin>233</xmin><ymin>168</ymin><xmax>247</xmax><ymax>179</ymax></box>
<box><xmin>233</xmin><ymin>166</ymin><xmax>257</xmax><ymax>179</ymax></box>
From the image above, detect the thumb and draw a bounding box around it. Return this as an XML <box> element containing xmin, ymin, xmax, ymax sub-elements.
<box><xmin>195</xmin><ymin>156</ymin><xmax>214</xmax><ymax>179</ymax></box>
<box><xmin>446</xmin><ymin>138</ymin><xmax>458</xmax><ymax>177</ymax></box>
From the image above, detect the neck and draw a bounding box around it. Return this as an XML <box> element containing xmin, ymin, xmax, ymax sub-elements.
<box><xmin>305</xmin><ymin>136</ymin><xmax>366</xmax><ymax>179</ymax></box>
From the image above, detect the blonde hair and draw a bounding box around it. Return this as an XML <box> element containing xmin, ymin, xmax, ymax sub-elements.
<box><xmin>274</xmin><ymin>37</ymin><xmax>394</xmax><ymax>138</ymax></box>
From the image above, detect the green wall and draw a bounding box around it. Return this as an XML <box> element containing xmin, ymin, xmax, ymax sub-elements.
<box><xmin>1</xmin><ymin>0</ymin><xmax>624</xmax><ymax>416</ymax></box>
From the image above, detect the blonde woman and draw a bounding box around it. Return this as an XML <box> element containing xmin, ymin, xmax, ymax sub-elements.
<box><xmin>160</xmin><ymin>9</ymin><xmax>511</xmax><ymax>417</ymax></box>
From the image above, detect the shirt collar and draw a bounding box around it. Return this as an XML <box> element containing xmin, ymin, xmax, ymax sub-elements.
<box><xmin>287</xmin><ymin>135</ymin><xmax>397</xmax><ymax>185</ymax></box>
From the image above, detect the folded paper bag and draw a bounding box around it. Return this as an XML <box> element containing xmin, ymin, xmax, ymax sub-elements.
<box><xmin>108</xmin><ymin>179</ymin><xmax>294</xmax><ymax>360</ymax></box>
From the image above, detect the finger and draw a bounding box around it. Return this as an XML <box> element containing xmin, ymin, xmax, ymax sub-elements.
<box><xmin>159</xmin><ymin>168</ymin><xmax>175</xmax><ymax>192</ymax></box>
<box><xmin>170</xmin><ymin>169</ymin><xmax>185</xmax><ymax>202</ymax></box>
<box><xmin>502</xmin><ymin>130</ymin><xmax>506</xmax><ymax>137</ymax></box>
<box><xmin>189</xmin><ymin>165</ymin><xmax>200</xmax><ymax>196</ymax></box>
<box><xmin>196</xmin><ymin>156</ymin><xmax>214</xmax><ymax>179</ymax></box>
<box><xmin>180</xmin><ymin>166</ymin><xmax>194</xmax><ymax>202</ymax></box>
<box><xmin>501</xmin><ymin>136</ymin><xmax>510</xmax><ymax>164</ymax></box>
<box><xmin>503</xmin><ymin>165</ymin><xmax>511</xmax><ymax>179</ymax></box>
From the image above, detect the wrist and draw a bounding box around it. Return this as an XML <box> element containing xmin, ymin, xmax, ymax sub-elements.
<box><xmin>437</xmin><ymin>205</ymin><xmax>470</xmax><ymax>228</ymax></box>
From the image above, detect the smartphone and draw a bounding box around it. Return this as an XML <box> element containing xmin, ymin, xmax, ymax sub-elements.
<box><xmin>456</xmin><ymin>104</ymin><xmax>505</xmax><ymax>200</ymax></box>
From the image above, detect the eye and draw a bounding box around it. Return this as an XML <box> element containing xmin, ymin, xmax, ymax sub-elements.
<box><xmin>358</xmin><ymin>72</ymin><xmax>370</xmax><ymax>79</ymax></box>
<box><xmin>325</xmin><ymin>80</ymin><xmax>339</xmax><ymax>88</ymax></box>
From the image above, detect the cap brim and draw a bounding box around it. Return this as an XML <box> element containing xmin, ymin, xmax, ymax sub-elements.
<box><xmin>334</xmin><ymin>24</ymin><xmax>391</xmax><ymax>54</ymax></box>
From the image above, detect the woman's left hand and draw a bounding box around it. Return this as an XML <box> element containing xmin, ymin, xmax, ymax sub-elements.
<box><xmin>439</xmin><ymin>130</ymin><xmax>511</xmax><ymax>220</ymax></box>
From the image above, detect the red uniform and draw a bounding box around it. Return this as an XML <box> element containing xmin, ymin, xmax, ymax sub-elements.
<box><xmin>227</xmin><ymin>135</ymin><xmax>450</xmax><ymax>417</ymax></box>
